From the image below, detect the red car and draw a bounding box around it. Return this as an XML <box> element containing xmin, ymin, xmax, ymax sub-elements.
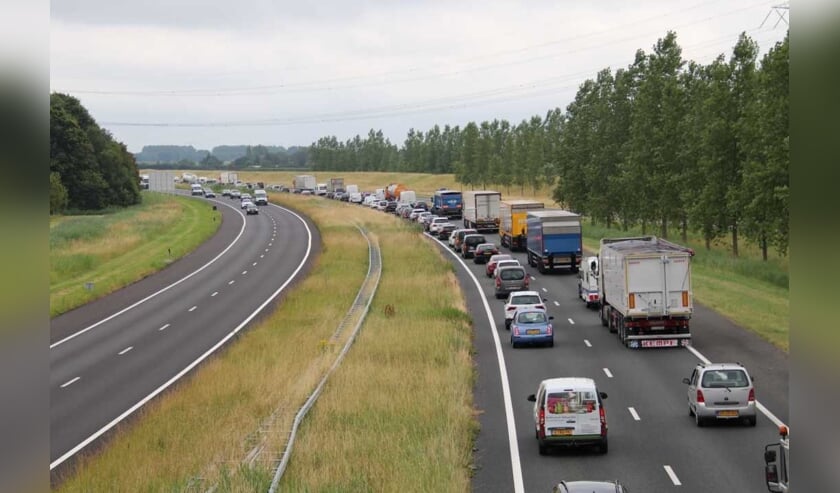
<box><xmin>486</xmin><ymin>253</ymin><xmax>513</xmax><ymax>277</ymax></box>
<box><xmin>473</xmin><ymin>243</ymin><xmax>500</xmax><ymax>264</ymax></box>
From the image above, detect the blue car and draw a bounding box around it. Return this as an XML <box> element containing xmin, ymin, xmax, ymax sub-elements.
<box><xmin>510</xmin><ymin>308</ymin><xmax>554</xmax><ymax>348</ymax></box>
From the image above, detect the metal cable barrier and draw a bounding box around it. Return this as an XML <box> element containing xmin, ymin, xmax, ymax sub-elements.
<box><xmin>265</xmin><ymin>224</ymin><xmax>382</xmax><ymax>492</ymax></box>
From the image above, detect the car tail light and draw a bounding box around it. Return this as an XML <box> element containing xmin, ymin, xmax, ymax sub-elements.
<box><xmin>547</xmin><ymin>324</ymin><xmax>553</xmax><ymax>335</ymax></box>
<box><xmin>599</xmin><ymin>406</ymin><xmax>607</xmax><ymax>435</ymax></box>
<box><xmin>513</xmin><ymin>326</ymin><xmax>520</xmax><ymax>336</ymax></box>
<box><xmin>539</xmin><ymin>407</ymin><xmax>545</xmax><ymax>430</ymax></box>
<box><xmin>696</xmin><ymin>390</ymin><xmax>705</xmax><ymax>403</ymax></box>
<box><xmin>495</xmin><ymin>278</ymin><xmax>501</xmax><ymax>287</ymax></box>
<box><xmin>506</xmin><ymin>306</ymin><xmax>517</xmax><ymax>311</ymax></box>
<box><xmin>524</xmin><ymin>277</ymin><xmax>530</xmax><ymax>287</ymax></box>
<box><xmin>748</xmin><ymin>388</ymin><xmax>755</xmax><ymax>402</ymax></box>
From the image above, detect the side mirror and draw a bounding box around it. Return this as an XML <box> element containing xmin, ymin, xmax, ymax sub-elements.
<box><xmin>527</xmin><ymin>394</ymin><xmax>536</xmax><ymax>402</ymax></box>
<box><xmin>682</xmin><ymin>378</ymin><xmax>691</xmax><ymax>385</ymax></box>
<box><xmin>764</xmin><ymin>449</ymin><xmax>777</xmax><ymax>463</ymax></box>
<box><xmin>599</xmin><ymin>392</ymin><xmax>608</xmax><ymax>399</ymax></box>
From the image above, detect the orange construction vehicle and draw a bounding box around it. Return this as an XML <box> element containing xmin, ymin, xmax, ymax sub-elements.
<box><xmin>385</xmin><ymin>183</ymin><xmax>407</xmax><ymax>201</ymax></box>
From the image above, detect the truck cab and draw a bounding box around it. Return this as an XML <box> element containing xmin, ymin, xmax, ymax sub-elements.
<box><xmin>578</xmin><ymin>256</ymin><xmax>600</xmax><ymax>308</ymax></box>
<box><xmin>764</xmin><ymin>425</ymin><xmax>790</xmax><ymax>492</ymax></box>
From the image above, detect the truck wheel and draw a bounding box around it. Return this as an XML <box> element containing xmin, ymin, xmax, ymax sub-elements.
<box><xmin>600</xmin><ymin>305</ymin><xmax>608</xmax><ymax>327</ymax></box>
<box><xmin>538</xmin><ymin>440</ymin><xmax>548</xmax><ymax>456</ymax></box>
<box><xmin>608</xmin><ymin>309</ymin><xmax>617</xmax><ymax>334</ymax></box>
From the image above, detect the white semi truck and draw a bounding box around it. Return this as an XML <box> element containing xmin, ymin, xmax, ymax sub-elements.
<box><xmin>462</xmin><ymin>191</ymin><xmax>501</xmax><ymax>232</ymax></box>
<box><xmin>598</xmin><ymin>236</ymin><xmax>694</xmax><ymax>348</ymax></box>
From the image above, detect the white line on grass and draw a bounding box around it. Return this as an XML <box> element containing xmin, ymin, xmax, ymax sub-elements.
<box><xmin>664</xmin><ymin>465</ymin><xmax>682</xmax><ymax>486</ymax></box>
<box><xmin>50</xmin><ymin>198</ymin><xmax>247</xmax><ymax>349</ymax></box>
<box><xmin>628</xmin><ymin>407</ymin><xmax>640</xmax><ymax>421</ymax></box>
<box><xmin>118</xmin><ymin>346</ymin><xmax>133</xmax><ymax>355</ymax></box>
<box><xmin>60</xmin><ymin>377</ymin><xmax>80</xmax><ymax>388</ymax></box>
<box><xmin>687</xmin><ymin>345</ymin><xmax>787</xmax><ymax>430</ymax></box>
<box><xmin>603</xmin><ymin>368</ymin><xmax>613</xmax><ymax>378</ymax></box>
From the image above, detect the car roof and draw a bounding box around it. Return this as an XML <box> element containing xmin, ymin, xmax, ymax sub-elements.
<box><xmin>698</xmin><ymin>363</ymin><xmax>747</xmax><ymax>371</ymax></box>
<box><xmin>497</xmin><ymin>264</ymin><xmax>524</xmax><ymax>270</ymax></box>
<box><xmin>513</xmin><ymin>306</ymin><xmax>547</xmax><ymax>315</ymax></box>
<box><xmin>541</xmin><ymin>377</ymin><xmax>598</xmax><ymax>392</ymax></box>
<box><xmin>509</xmin><ymin>290</ymin><xmax>540</xmax><ymax>297</ymax></box>
<box><xmin>554</xmin><ymin>480</ymin><xmax>621</xmax><ymax>493</ymax></box>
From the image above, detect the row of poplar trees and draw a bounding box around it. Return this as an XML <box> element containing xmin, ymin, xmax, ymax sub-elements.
<box><xmin>306</xmin><ymin>31</ymin><xmax>788</xmax><ymax>259</ymax></box>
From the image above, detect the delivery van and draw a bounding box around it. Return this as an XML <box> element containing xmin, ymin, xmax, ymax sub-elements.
<box><xmin>527</xmin><ymin>377</ymin><xmax>609</xmax><ymax>455</ymax></box>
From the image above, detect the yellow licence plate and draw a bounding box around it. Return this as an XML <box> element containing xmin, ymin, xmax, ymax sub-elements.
<box><xmin>717</xmin><ymin>410</ymin><xmax>739</xmax><ymax>417</ymax></box>
<box><xmin>526</xmin><ymin>329</ymin><xmax>541</xmax><ymax>335</ymax></box>
<box><xmin>551</xmin><ymin>429</ymin><xmax>573</xmax><ymax>436</ymax></box>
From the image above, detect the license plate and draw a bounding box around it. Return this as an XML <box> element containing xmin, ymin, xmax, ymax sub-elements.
<box><xmin>641</xmin><ymin>339</ymin><xmax>678</xmax><ymax>348</ymax></box>
<box><xmin>718</xmin><ymin>410</ymin><xmax>739</xmax><ymax>417</ymax></box>
<box><xmin>551</xmin><ymin>429</ymin><xmax>573</xmax><ymax>436</ymax></box>
<box><xmin>526</xmin><ymin>329</ymin><xmax>541</xmax><ymax>335</ymax></box>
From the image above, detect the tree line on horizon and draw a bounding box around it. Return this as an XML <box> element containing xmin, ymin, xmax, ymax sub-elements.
<box><xmin>136</xmin><ymin>144</ymin><xmax>308</xmax><ymax>169</ymax></box>
<box><xmin>307</xmin><ymin>31</ymin><xmax>789</xmax><ymax>259</ymax></box>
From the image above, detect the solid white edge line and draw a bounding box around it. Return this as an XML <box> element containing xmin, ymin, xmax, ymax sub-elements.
<box><xmin>118</xmin><ymin>346</ymin><xmax>133</xmax><ymax>355</ymax></box>
<box><xmin>603</xmin><ymin>368</ymin><xmax>613</xmax><ymax>378</ymax></box>
<box><xmin>50</xmin><ymin>198</ymin><xmax>248</xmax><ymax>349</ymax></box>
<box><xmin>686</xmin><ymin>345</ymin><xmax>788</xmax><ymax>430</ymax></box>
<box><xmin>628</xmin><ymin>407</ymin><xmax>640</xmax><ymax>421</ymax></box>
<box><xmin>50</xmin><ymin>203</ymin><xmax>313</xmax><ymax>471</ymax></box>
<box><xmin>158</xmin><ymin>324</ymin><xmax>169</xmax><ymax>331</ymax></box>
<box><xmin>60</xmin><ymin>377</ymin><xmax>80</xmax><ymax>388</ymax></box>
<box><xmin>435</xmin><ymin>237</ymin><xmax>525</xmax><ymax>493</ymax></box>
<box><xmin>664</xmin><ymin>465</ymin><xmax>682</xmax><ymax>486</ymax></box>
<box><xmin>584</xmin><ymin>339</ymin><xmax>592</xmax><ymax>347</ymax></box>
<box><xmin>568</xmin><ymin>318</ymin><xmax>575</xmax><ymax>325</ymax></box>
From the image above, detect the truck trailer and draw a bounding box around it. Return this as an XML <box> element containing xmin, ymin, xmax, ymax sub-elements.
<box><xmin>525</xmin><ymin>209</ymin><xmax>582</xmax><ymax>273</ymax></box>
<box><xmin>499</xmin><ymin>199</ymin><xmax>544</xmax><ymax>251</ymax></box>
<box><xmin>462</xmin><ymin>191</ymin><xmax>501</xmax><ymax>232</ymax></box>
<box><xmin>598</xmin><ymin>236</ymin><xmax>694</xmax><ymax>348</ymax></box>
<box><xmin>219</xmin><ymin>171</ymin><xmax>238</xmax><ymax>184</ymax></box>
<box><xmin>293</xmin><ymin>175</ymin><xmax>316</xmax><ymax>193</ymax></box>
<box><xmin>328</xmin><ymin>178</ymin><xmax>344</xmax><ymax>194</ymax></box>
<box><xmin>431</xmin><ymin>190</ymin><xmax>463</xmax><ymax>219</ymax></box>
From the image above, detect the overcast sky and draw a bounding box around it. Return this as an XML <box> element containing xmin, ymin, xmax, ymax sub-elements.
<box><xmin>49</xmin><ymin>0</ymin><xmax>789</xmax><ymax>153</ymax></box>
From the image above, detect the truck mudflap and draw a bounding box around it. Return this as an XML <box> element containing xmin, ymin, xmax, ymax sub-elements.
<box><xmin>624</xmin><ymin>335</ymin><xmax>692</xmax><ymax>349</ymax></box>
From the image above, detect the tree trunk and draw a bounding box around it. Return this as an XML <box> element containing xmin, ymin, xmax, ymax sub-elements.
<box><xmin>731</xmin><ymin>223</ymin><xmax>739</xmax><ymax>257</ymax></box>
<box><xmin>681</xmin><ymin>216</ymin><xmax>688</xmax><ymax>243</ymax></box>
<box><xmin>606</xmin><ymin>216</ymin><xmax>612</xmax><ymax>229</ymax></box>
<box><xmin>761</xmin><ymin>235</ymin><xmax>768</xmax><ymax>261</ymax></box>
<box><xmin>705</xmin><ymin>235</ymin><xmax>710</xmax><ymax>250</ymax></box>
<box><xmin>660</xmin><ymin>216</ymin><xmax>668</xmax><ymax>238</ymax></box>
<box><xmin>641</xmin><ymin>220</ymin><xmax>647</xmax><ymax>235</ymax></box>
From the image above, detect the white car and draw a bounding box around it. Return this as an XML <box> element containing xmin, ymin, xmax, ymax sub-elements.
<box><xmin>415</xmin><ymin>211</ymin><xmax>432</xmax><ymax>223</ymax></box>
<box><xmin>448</xmin><ymin>229</ymin><xmax>467</xmax><ymax>248</ymax></box>
<box><xmin>349</xmin><ymin>192</ymin><xmax>363</xmax><ymax>203</ymax></box>
<box><xmin>241</xmin><ymin>199</ymin><xmax>254</xmax><ymax>209</ymax></box>
<box><xmin>503</xmin><ymin>291</ymin><xmax>546</xmax><ymax>330</ymax></box>
<box><xmin>408</xmin><ymin>208</ymin><xmax>427</xmax><ymax>221</ymax></box>
<box><xmin>375</xmin><ymin>200</ymin><xmax>388</xmax><ymax>211</ymax></box>
<box><xmin>428</xmin><ymin>217</ymin><xmax>449</xmax><ymax>234</ymax></box>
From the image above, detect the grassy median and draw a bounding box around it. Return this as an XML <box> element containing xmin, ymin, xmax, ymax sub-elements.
<box><xmin>50</xmin><ymin>192</ymin><xmax>221</xmax><ymax>317</ymax></box>
<box><xmin>56</xmin><ymin>193</ymin><xmax>476</xmax><ymax>492</ymax></box>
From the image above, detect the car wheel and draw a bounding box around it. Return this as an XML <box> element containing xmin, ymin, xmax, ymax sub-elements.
<box><xmin>747</xmin><ymin>416</ymin><xmax>757</xmax><ymax>427</ymax></box>
<box><xmin>598</xmin><ymin>439</ymin><xmax>608</xmax><ymax>454</ymax></box>
<box><xmin>688</xmin><ymin>403</ymin><xmax>695</xmax><ymax>417</ymax></box>
<box><xmin>695</xmin><ymin>411</ymin><xmax>704</xmax><ymax>427</ymax></box>
<box><xmin>510</xmin><ymin>337</ymin><xmax>517</xmax><ymax>348</ymax></box>
<box><xmin>538</xmin><ymin>441</ymin><xmax>548</xmax><ymax>456</ymax></box>
<box><xmin>504</xmin><ymin>320</ymin><xmax>510</xmax><ymax>330</ymax></box>
<box><xmin>547</xmin><ymin>340</ymin><xmax>554</xmax><ymax>348</ymax></box>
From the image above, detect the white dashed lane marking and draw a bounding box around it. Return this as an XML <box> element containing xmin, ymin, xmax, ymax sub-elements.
<box><xmin>158</xmin><ymin>324</ymin><xmax>170</xmax><ymax>331</ymax></box>
<box><xmin>568</xmin><ymin>318</ymin><xmax>575</xmax><ymax>325</ymax></box>
<box><xmin>118</xmin><ymin>346</ymin><xmax>133</xmax><ymax>355</ymax></box>
<box><xmin>253</xmin><ymin>262</ymin><xmax>257</xmax><ymax>266</ymax></box>
<box><xmin>228</xmin><ymin>280</ymin><xmax>235</xmax><ymax>285</ymax></box>
<box><xmin>188</xmin><ymin>306</ymin><xmax>197</xmax><ymax>312</ymax></box>
<box><xmin>61</xmin><ymin>377</ymin><xmax>80</xmax><ymax>388</ymax></box>
<box><xmin>584</xmin><ymin>339</ymin><xmax>592</xmax><ymax>347</ymax></box>
<box><xmin>530</xmin><ymin>276</ymin><xmax>536</xmax><ymax>281</ymax></box>
<box><xmin>260</xmin><ymin>254</ymin><xmax>264</xmax><ymax>258</ymax></box>
<box><xmin>211</xmin><ymin>292</ymin><xmax>218</xmax><ymax>297</ymax></box>
<box><xmin>603</xmin><ymin>368</ymin><xmax>613</xmax><ymax>378</ymax></box>
<box><xmin>553</xmin><ymin>301</ymin><xmax>560</xmax><ymax>307</ymax></box>
<box><xmin>242</xmin><ymin>271</ymin><xmax>248</xmax><ymax>275</ymax></box>
<box><xmin>664</xmin><ymin>466</ymin><xmax>682</xmax><ymax>486</ymax></box>
<box><xmin>628</xmin><ymin>407</ymin><xmax>641</xmax><ymax>421</ymax></box>
<box><xmin>541</xmin><ymin>288</ymin><xmax>548</xmax><ymax>293</ymax></box>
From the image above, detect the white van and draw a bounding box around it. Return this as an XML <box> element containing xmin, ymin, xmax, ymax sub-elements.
<box><xmin>527</xmin><ymin>377</ymin><xmax>608</xmax><ymax>455</ymax></box>
<box><xmin>190</xmin><ymin>183</ymin><xmax>204</xmax><ymax>196</ymax></box>
<box><xmin>577</xmin><ymin>256</ymin><xmax>600</xmax><ymax>308</ymax></box>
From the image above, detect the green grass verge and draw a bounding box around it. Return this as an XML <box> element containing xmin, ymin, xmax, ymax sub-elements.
<box><xmin>582</xmin><ymin>221</ymin><xmax>789</xmax><ymax>352</ymax></box>
<box><xmin>56</xmin><ymin>193</ymin><xmax>476</xmax><ymax>492</ymax></box>
<box><xmin>50</xmin><ymin>192</ymin><xmax>221</xmax><ymax>317</ymax></box>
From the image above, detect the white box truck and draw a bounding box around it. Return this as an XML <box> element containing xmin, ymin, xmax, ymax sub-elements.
<box><xmin>598</xmin><ymin>236</ymin><xmax>695</xmax><ymax>348</ymax></box>
<box><xmin>293</xmin><ymin>175</ymin><xmax>316</xmax><ymax>193</ymax></box>
<box><xmin>462</xmin><ymin>190</ymin><xmax>501</xmax><ymax>232</ymax></box>
<box><xmin>219</xmin><ymin>171</ymin><xmax>238</xmax><ymax>184</ymax></box>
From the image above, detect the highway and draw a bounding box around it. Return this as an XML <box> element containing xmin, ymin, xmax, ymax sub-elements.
<box><xmin>430</xmin><ymin>232</ymin><xmax>788</xmax><ymax>493</ymax></box>
<box><xmin>49</xmin><ymin>194</ymin><xmax>317</xmax><ymax>476</ymax></box>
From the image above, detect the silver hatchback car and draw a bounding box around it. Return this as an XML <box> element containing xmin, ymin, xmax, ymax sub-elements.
<box><xmin>494</xmin><ymin>265</ymin><xmax>530</xmax><ymax>299</ymax></box>
<box><xmin>683</xmin><ymin>363</ymin><xmax>756</xmax><ymax>426</ymax></box>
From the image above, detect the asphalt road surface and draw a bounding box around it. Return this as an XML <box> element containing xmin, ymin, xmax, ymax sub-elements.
<box><xmin>50</xmin><ymin>194</ymin><xmax>318</xmax><ymax>478</ymax></box>
<box><xmin>427</xmin><ymin>230</ymin><xmax>788</xmax><ymax>493</ymax></box>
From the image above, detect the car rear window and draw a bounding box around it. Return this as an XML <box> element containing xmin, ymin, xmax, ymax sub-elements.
<box><xmin>545</xmin><ymin>390</ymin><xmax>598</xmax><ymax>415</ymax></box>
<box><xmin>500</xmin><ymin>268</ymin><xmax>525</xmax><ymax>280</ymax></box>
<box><xmin>701</xmin><ymin>369</ymin><xmax>749</xmax><ymax>388</ymax></box>
<box><xmin>517</xmin><ymin>311</ymin><xmax>547</xmax><ymax>324</ymax></box>
<box><xmin>465</xmin><ymin>236</ymin><xmax>486</xmax><ymax>245</ymax></box>
<box><xmin>511</xmin><ymin>295</ymin><xmax>541</xmax><ymax>305</ymax></box>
